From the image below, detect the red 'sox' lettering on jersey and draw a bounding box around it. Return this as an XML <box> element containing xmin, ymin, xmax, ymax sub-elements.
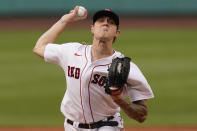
<box><xmin>91</xmin><ymin>74</ymin><xmax>107</xmax><ymax>87</ymax></box>
<box><xmin>68</xmin><ymin>66</ymin><xmax>80</xmax><ymax>79</ymax></box>
<box><xmin>91</xmin><ymin>74</ymin><xmax>100</xmax><ymax>84</ymax></box>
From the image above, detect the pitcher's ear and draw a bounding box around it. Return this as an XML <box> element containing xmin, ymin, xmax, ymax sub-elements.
<box><xmin>90</xmin><ymin>25</ymin><xmax>94</xmax><ymax>34</ymax></box>
<box><xmin>115</xmin><ymin>30</ymin><xmax>120</xmax><ymax>37</ymax></box>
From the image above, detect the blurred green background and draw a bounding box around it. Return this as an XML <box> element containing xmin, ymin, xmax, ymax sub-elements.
<box><xmin>0</xmin><ymin>29</ymin><xmax>197</xmax><ymax>126</ymax></box>
<box><xmin>0</xmin><ymin>0</ymin><xmax>197</xmax><ymax>128</ymax></box>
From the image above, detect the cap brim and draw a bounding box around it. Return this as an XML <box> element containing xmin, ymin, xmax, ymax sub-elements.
<box><xmin>93</xmin><ymin>10</ymin><xmax>119</xmax><ymax>26</ymax></box>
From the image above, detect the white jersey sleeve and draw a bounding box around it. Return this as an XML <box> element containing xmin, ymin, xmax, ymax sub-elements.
<box><xmin>44</xmin><ymin>42</ymin><xmax>82</xmax><ymax>69</ymax></box>
<box><xmin>125</xmin><ymin>61</ymin><xmax>154</xmax><ymax>101</ymax></box>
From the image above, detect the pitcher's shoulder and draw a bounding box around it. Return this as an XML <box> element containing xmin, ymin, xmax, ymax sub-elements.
<box><xmin>61</xmin><ymin>42</ymin><xmax>89</xmax><ymax>50</ymax></box>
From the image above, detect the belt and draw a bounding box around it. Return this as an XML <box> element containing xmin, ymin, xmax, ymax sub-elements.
<box><xmin>67</xmin><ymin>116</ymin><xmax>118</xmax><ymax>129</ymax></box>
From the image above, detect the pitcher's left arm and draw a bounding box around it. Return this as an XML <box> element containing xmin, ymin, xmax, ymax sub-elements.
<box><xmin>111</xmin><ymin>95</ymin><xmax>147</xmax><ymax>123</ymax></box>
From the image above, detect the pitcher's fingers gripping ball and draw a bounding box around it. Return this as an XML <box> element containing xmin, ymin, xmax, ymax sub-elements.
<box><xmin>105</xmin><ymin>57</ymin><xmax>131</xmax><ymax>95</ymax></box>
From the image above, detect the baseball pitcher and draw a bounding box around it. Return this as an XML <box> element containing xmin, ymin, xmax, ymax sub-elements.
<box><xmin>33</xmin><ymin>6</ymin><xmax>154</xmax><ymax>131</ymax></box>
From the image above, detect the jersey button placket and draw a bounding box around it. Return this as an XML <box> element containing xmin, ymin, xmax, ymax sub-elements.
<box><xmin>81</xmin><ymin>65</ymin><xmax>94</xmax><ymax>123</ymax></box>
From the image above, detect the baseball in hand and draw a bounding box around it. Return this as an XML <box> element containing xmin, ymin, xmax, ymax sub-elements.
<box><xmin>77</xmin><ymin>6</ymin><xmax>86</xmax><ymax>17</ymax></box>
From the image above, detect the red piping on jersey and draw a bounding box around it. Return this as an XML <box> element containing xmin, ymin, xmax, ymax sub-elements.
<box><xmin>87</xmin><ymin>63</ymin><xmax>111</xmax><ymax>122</ymax></box>
<box><xmin>79</xmin><ymin>45</ymin><xmax>88</xmax><ymax>123</ymax></box>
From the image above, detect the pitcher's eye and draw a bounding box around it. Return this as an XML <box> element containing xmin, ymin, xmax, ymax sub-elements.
<box><xmin>108</xmin><ymin>19</ymin><xmax>115</xmax><ymax>25</ymax></box>
<box><xmin>97</xmin><ymin>17</ymin><xmax>105</xmax><ymax>23</ymax></box>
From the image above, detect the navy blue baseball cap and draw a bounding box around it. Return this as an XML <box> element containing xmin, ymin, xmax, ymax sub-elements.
<box><xmin>93</xmin><ymin>9</ymin><xmax>119</xmax><ymax>27</ymax></box>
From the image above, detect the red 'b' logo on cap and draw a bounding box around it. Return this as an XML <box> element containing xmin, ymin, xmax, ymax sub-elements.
<box><xmin>104</xmin><ymin>9</ymin><xmax>111</xmax><ymax>11</ymax></box>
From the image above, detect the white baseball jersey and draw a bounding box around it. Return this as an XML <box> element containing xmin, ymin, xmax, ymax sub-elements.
<box><xmin>44</xmin><ymin>42</ymin><xmax>154</xmax><ymax>124</ymax></box>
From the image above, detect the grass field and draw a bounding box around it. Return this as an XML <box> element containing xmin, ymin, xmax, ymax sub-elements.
<box><xmin>0</xmin><ymin>29</ymin><xmax>197</xmax><ymax>127</ymax></box>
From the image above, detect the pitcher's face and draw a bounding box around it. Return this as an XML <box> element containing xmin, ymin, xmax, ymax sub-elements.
<box><xmin>91</xmin><ymin>16</ymin><xmax>120</xmax><ymax>42</ymax></box>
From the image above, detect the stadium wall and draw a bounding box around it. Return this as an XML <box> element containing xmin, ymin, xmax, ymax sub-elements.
<box><xmin>0</xmin><ymin>0</ymin><xmax>197</xmax><ymax>16</ymax></box>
